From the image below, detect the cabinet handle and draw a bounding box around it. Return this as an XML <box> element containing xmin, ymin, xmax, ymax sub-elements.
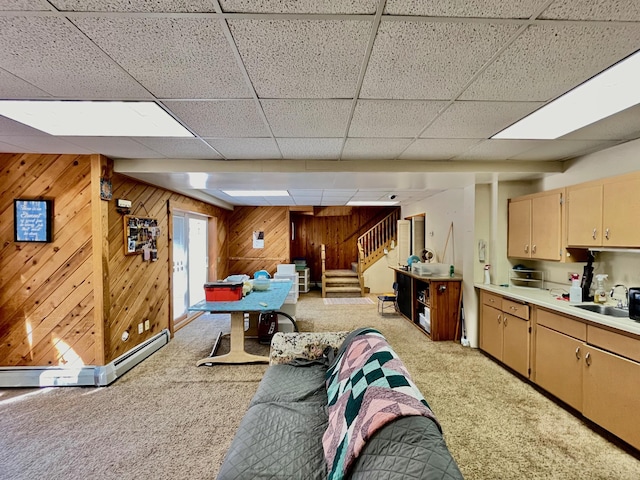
<box><xmin>575</xmin><ymin>347</ymin><xmax>581</xmax><ymax>360</ymax></box>
<box><xmin>592</xmin><ymin>228</ymin><xmax>597</xmax><ymax>240</ymax></box>
<box><xmin>605</xmin><ymin>228</ymin><xmax>610</xmax><ymax>240</ymax></box>
<box><xmin>489</xmin><ymin>298</ymin><xmax>495</xmax><ymax>303</ymax></box>
<box><xmin>503</xmin><ymin>317</ymin><xmax>508</xmax><ymax>327</ymax></box>
<box><xmin>525</xmin><ymin>244</ymin><xmax>529</xmax><ymax>253</ymax></box>
<box><xmin>532</xmin><ymin>244</ymin><xmax>537</xmax><ymax>254</ymax></box>
<box><xmin>497</xmin><ymin>314</ymin><xmax>502</xmax><ymax>324</ymax></box>
<box><xmin>585</xmin><ymin>352</ymin><xmax>591</xmax><ymax>366</ymax></box>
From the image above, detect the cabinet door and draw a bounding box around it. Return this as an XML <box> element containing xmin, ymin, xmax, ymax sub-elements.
<box><xmin>602</xmin><ymin>175</ymin><xmax>640</xmax><ymax>247</ymax></box>
<box><xmin>531</xmin><ymin>192</ymin><xmax>562</xmax><ymax>260</ymax></box>
<box><xmin>502</xmin><ymin>313</ymin><xmax>530</xmax><ymax>378</ymax></box>
<box><xmin>566</xmin><ymin>183</ymin><xmax>602</xmax><ymax>247</ymax></box>
<box><xmin>481</xmin><ymin>304</ymin><xmax>503</xmax><ymax>361</ymax></box>
<box><xmin>583</xmin><ymin>346</ymin><xmax>640</xmax><ymax>450</ymax></box>
<box><xmin>535</xmin><ymin>325</ymin><xmax>583</xmax><ymax>411</ymax></box>
<box><xmin>507</xmin><ymin>198</ymin><xmax>531</xmax><ymax>258</ymax></box>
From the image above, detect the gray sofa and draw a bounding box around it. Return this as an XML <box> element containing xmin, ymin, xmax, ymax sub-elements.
<box><xmin>217</xmin><ymin>328</ymin><xmax>463</xmax><ymax>480</ymax></box>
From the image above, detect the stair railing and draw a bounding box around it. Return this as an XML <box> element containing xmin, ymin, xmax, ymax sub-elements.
<box><xmin>321</xmin><ymin>244</ymin><xmax>327</xmax><ymax>298</ymax></box>
<box><xmin>357</xmin><ymin>209</ymin><xmax>400</xmax><ymax>272</ymax></box>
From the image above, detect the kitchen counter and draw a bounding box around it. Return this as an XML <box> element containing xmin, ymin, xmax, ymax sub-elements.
<box><xmin>476</xmin><ymin>283</ymin><xmax>640</xmax><ymax>337</ymax></box>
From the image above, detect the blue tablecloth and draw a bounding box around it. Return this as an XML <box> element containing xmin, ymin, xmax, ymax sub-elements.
<box><xmin>189</xmin><ymin>280</ymin><xmax>292</xmax><ymax>313</ymax></box>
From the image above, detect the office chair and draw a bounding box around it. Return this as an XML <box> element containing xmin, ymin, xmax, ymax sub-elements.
<box><xmin>377</xmin><ymin>282</ymin><xmax>398</xmax><ymax>315</ymax></box>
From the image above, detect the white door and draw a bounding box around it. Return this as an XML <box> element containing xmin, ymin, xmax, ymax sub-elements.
<box><xmin>172</xmin><ymin>213</ymin><xmax>209</xmax><ymax>320</ymax></box>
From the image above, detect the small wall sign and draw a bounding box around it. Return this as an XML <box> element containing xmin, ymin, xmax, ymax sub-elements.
<box><xmin>14</xmin><ymin>199</ymin><xmax>54</xmax><ymax>243</ymax></box>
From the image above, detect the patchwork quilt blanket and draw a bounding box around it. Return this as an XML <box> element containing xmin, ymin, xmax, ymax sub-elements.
<box><xmin>322</xmin><ymin>327</ymin><xmax>441</xmax><ymax>480</ymax></box>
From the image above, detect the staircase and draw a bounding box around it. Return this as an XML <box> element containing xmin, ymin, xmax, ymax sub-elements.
<box><xmin>321</xmin><ymin>209</ymin><xmax>400</xmax><ymax>298</ymax></box>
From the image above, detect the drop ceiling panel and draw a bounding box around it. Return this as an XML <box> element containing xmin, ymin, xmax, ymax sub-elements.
<box><xmin>219</xmin><ymin>0</ymin><xmax>378</xmax><ymax>14</ymax></box>
<box><xmin>342</xmin><ymin>138</ymin><xmax>412</xmax><ymax>160</ymax></box>
<box><xmin>0</xmin><ymin>70</ymin><xmax>51</xmax><ymax>98</ymax></box>
<box><xmin>261</xmin><ymin>100</ymin><xmax>352</xmax><ymax>137</ymax></box>
<box><xmin>204</xmin><ymin>138</ymin><xmax>281</xmax><ymax>159</ymax></box>
<box><xmin>0</xmin><ymin>116</ymin><xmax>49</xmax><ymax>136</ymax></box>
<box><xmin>399</xmin><ymin>139</ymin><xmax>481</xmax><ymax>160</ymax></box>
<box><xmin>455</xmin><ymin>139</ymin><xmax>550</xmax><ymax>161</ymax></box>
<box><xmin>133</xmin><ymin>138</ymin><xmax>223</xmax><ymax>159</ymax></box>
<box><xmin>560</xmin><ymin>103</ymin><xmax>640</xmax><ymax>141</ymax></box>
<box><xmin>511</xmin><ymin>139</ymin><xmax>620</xmax><ymax>161</ymax></box>
<box><xmin>360</xmin><ymin>20</ymin><xmax>521</xmax><ymax>99</ymax></box>
<box><xmin>228</xmin><ymin>19</ymin><xmax>371</xmax><ymax>98</ymax></box>
<box><xmin>461</xmin><ymin>23</ymin><xmax>640</xmax><ymax>102</ymax></box>
<box><xmin>277</xmin><ymin>138</ymin><xmax>344</xmax><ymax>159</ymax></box>
<box><xmin>50</xmin><ymin>0</ymin><xmax>216</xmax><ymax>12</ymax></box>
<box><xmin>349</xmin><ymin>100</ymin><xmax>447</xmax><ymax>138</ymax></box>
<box><xmin>165</xmin><ymin>101</ymin><xmax>269</xmax><ymax>137</ymax></box>
<box><xmin>384</xmin><ymin>0</ymin><xmax>550</xmax><ymax>18</ymax></box>
<box><xmin>0</xmin><ymin>16</ymin><xmax>151</xmax><ymax>99</ymax></box>
<box><xmin>540</xmin><ymin>0</ymin><xmax>640</xmax><ymax>21</ymax></box>
<box><xmin>0</xmin><ymin>135</ymin><xmax>95</xmax><ymax>154</ymax></box>
<box><xmin>60</xmin><ymin>137</ymin><xmax>165</xmax><ymax>158</ymax></box>
<box><xmin>421</xmin><ymin>101</ymin><xmax>543</xmax><ymax>139</ymax></box>
<box><xmin>73</xmin><ymin>17</ymin><xmax>252</xmax><ymax>99</ymax></box>
<box><xmin>0</xmin><ymin>0</ymin><xmax>53</xmax><ymax>10</ymax></box>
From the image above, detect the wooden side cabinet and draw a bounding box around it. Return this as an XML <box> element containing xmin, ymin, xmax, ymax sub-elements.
<box><xmin>393</xmin><ymin>268</ymin><xmax>461</xmax><ymax>342</ymax></box>
<box><xmin>480</xmin><ymin>291</ymin><xmax>531</xmax><ymax>378</ymax></box>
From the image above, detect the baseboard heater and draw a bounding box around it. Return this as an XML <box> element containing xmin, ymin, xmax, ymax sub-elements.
<box><xmin>0</xmin><ymin>329</ymin><xmax>169</xmax><ymax>388</ymax></box>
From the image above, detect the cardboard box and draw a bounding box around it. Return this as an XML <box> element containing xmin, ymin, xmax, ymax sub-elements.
<box><xmin>204</xmin><ymin>282</ymin><xmax>243</xmax><ymax>301</ymax></box>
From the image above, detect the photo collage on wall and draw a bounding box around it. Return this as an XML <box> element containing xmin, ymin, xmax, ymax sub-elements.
<box><xmin>124</xmin><ymin>215</ymin><xmax>160</xmax><ymax>261</ymax></box>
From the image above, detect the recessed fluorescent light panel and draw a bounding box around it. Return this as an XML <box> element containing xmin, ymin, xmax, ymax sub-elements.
<box><xmin>0</xmin><ymin>100</ymin><xmax>193</xmax><ymax>137</ymax></box>
<box><xmin>223</xmin><ymin>190</ymin><xmax>290</xmax><ymax>197</ymax></box>
<box><xmin>347</xmin><ymin>201</ymin><xmax>398</xmax><ymax>206</ymax></box>
<box><xmin>493</xmin><ymin>49</ymin><xmax>640</xmax><ymax>139</ymax></box>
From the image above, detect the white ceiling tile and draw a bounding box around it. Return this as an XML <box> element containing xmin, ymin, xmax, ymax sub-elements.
<box><xmin>0</xmin><ymin>139</ymin><xmax>35</xmax><ymax>152</ymax></box>
<box><xmin>420</xmin><ymin>101</ymin><xmax>543</xmax><ymax>139</ymax></box>
<box><xmin>384</xmin><ymin>0</ymin><xmax>550</xmax><ymax>18</ymax></box>
<box><xmin>342</xmin><ymin>138</ymin><xmax>412</xmax><ymax>160</ymax></box>
<box><xmin>453</xmin><ymin>139</ymin><xmax>546</xmax><ymax>160</ymax></box>
<box><xmin>165</xmin><ymin>100</ymin><xmax>269</xmax><ymax>137</ymax></box>
<box><xmin>0</xmin><ymin>135</ymin><xmax>94</xmax><ymax>154</ymax></box>
<box><xmin>360</xmin><ymin>20</ymin><xmax>521</xmax><ymax>99</ymax></box>
<box><xmin>461</xmin><ymin>23</ymin><xmax>640</xmax><ymax>102</ymax></box>
<box><xmin>204</xmin><ymin>138</ymin><xmax>281</xmax><ymax>159</ymax></box>
<box><xmin>399</xmin><ymin>139</ymin><xmax>481</xmax><ymax>160</ymax></box>
<box><xmin>349</xmin><ymin>100</ymin><xmax>446</xmax><ymax>138</ymax></box>
<box><xmin>262</xmin><ymin>100</ymin><xmax>352</xmax><ymax>137</ymax></box>
<box><xmin>560</xmin><ymin>103</ymin><xmax>640</xmax><ymax>141</ymax></box>
<box><xmin>321</xmin><ymin>189</ymin><xmax>357</xmax><ymax>197</ymax></box>
<box><xmin>219</xmin><ymin>0</ymin><xmax>378</xmax><ymax>14</ymax></box>
<box><xmin>228</xmin><ymin>19</ymin><xmax>371</xmax><ymax>98</ymax></box>
<box><xmin>72</xmin><ymin>17</ymin><xmax>252</xmax><ymax>99</ymax></box>
<box><xmin>0</xmin><ymin>17</ymin><xmax>151</xmax><ymax>99</ymax></box>
<box><xmin>0</xmin><ymin>0</ymin><xmax>52</xmax><ymax>10</ymax></box>
<box><xmin>511</xmin><ymin>139</ymin><xmax>621</xmax><ymax>161</ymax></box>
<box><xmin>134</xmin><ymin>138</ymin><xmax>223</xmax><ymax>159</ymax></box>
<box><xmin>0</xmin><ymin>116</ymin><xmax>50</xmax><ymax>136</ymax></box>
<box><xmin>58</xmin><ymin>137</ymin><xmax>164</xmax><ymax>157</ymax></box>
<box><xmin>50</xmin><ymin>0</ymin><xmax>216</xmax><ymax>12</ymax></box>
<box><xmin>277</xmin><ymin>138</ymin><xmax>344</xmax><ymax>159</ymax></box>
<box><xmin>540</xmin><ymin>0</ymin><xmax>640</xmax><ymax>21</ymax></box>
<box><xmin>0</xmin><ymin>70</ymin><xmax>51</xmax><ymax>98</ymax></box>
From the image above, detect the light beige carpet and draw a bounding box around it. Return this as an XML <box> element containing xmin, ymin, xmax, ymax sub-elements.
<box><xmin>0</xmin><ymin>291</ymin><xmax>639</xmax><ymax>480</ymax></box>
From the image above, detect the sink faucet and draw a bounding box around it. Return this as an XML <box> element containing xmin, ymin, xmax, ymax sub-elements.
<box><xmin>609</xmin><ymin>284</ymin><xmax>629</xmax><ymax>308</ymax></box>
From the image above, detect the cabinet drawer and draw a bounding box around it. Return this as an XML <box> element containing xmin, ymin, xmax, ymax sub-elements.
<box><xmin>588</xmin><ymin>326</ymin><xmax>640</xmax><ymax>363</ymax></box>
<box><xmin>482</xmin><ymin>291</ymin><xmax>502</xmax><ymax>309</ymax></box>
<box><xmin>502</xmin><ymin>299</ymin><xmax>529</xmax><ymax>320</ymax></box>
<box><xmin>537</xmin><ymin>308</ymin><xmax>586</xmax><ymax>341</ymax></box>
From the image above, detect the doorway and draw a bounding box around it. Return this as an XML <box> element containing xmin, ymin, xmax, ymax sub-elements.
<box><xmin>172</xmin><ymin>212</ymin><xmax>209</xmax><ymax>320</ymax></box>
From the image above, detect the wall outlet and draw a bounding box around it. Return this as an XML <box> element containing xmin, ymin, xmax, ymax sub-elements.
<box><xmin>138</xmin><ymin>322</ymin><xmax>144</xmax><ymax>334</ymax></box>
<box><xmin>144</xmin><ymin>319</ymin><xmax>150</xmax><ymax>331</ymax></box>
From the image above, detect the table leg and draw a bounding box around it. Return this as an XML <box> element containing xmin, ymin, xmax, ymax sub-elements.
<box><xmin>196</xmin><ymin>312</ymin><xmax>269</xmax><ymax>366</ymax></box>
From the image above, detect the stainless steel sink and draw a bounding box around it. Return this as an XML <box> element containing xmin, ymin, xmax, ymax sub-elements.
<box><xmin>573</xmin><ymin>304</ymin><xmax>629</xmax><ymax>318</ymax></box>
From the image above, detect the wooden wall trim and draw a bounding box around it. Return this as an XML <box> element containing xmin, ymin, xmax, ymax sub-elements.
<box><xmin>91</xmin><ymin>155</ymin><xmax>110</xmax><ymax>365</ymax></box>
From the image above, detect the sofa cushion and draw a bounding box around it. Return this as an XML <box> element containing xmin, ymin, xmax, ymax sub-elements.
<box><xmin>270</xmin><ymin>331</ymin><xmax>350</xmax><ymax>365</ymax></box>
<box><xmin>216</xmin><ymin>401</ymin><xmax>329</xmax><ymax>480</ymax></box>
<box><xmin>249</xmin><ymin>364</ymin><xmax>328</xmax><ymax>406</ymax></box>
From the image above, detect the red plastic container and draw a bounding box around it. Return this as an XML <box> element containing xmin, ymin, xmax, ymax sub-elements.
<box><xmin>204</xmin><ymin>282</ymin><xmax>243</xmax><ymax>301</ymax></box>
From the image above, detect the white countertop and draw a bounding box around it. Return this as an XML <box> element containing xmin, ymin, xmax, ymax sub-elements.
<box><xmin>475</xmin><ymin>283</ymin><xmax>640</xmax><ymax>337</ymax></box>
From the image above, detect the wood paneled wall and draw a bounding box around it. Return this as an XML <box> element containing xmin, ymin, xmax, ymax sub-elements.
<box><xmin>227</xmin><ymin>206</ymin><xmax>290</xmax><ymax>277</ymax></box>
<box><xmin>0</xmin><ymin>153</ymin><xmax>96</xmax><ymax>367</ymax></box>
<box><xmin>0</xmin><ymin>153</ymin><xmax>229</xmax><ymax>367</ymax></box>
<box><xmin>291</xmin><ymin>207</ymin><xmax>399</xmax><ymax>281</ymax></box>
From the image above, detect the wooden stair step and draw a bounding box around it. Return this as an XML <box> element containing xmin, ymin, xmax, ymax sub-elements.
<box><xmin>325</xmin><ymin>277</ymin><xmax>360</xmax><ymax>285</ymax></box>
<box><xmin>325</xmin><ymin>269</ymin><xmax>358</xmax><ymax>277</ymax></box>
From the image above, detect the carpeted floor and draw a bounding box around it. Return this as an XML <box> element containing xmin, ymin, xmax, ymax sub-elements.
<box><xmin>322</xmin><ymin>297</ymin><xmax>374</xmax><ymax>305</ymax></box>
<box><xmin>0</xmin><ymin>290</ymin><xmax>639</xmax><ymax>480</ymax></box>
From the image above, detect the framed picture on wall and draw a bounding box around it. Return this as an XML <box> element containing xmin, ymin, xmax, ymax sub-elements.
<box><xmin>14</xmin><ymin>199</ymin><xmax>54</xmax><ymax>243</ymax></box>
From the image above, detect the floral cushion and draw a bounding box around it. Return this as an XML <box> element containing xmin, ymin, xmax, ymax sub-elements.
<box><xmin>270</xmin><ymin>331</ymin><xmax>350</xmax><ymax>365</ymax></box>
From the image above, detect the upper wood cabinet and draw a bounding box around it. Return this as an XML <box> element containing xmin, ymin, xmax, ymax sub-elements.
<box><xmin>567</xmin><ymin>172</ymin><xmax>640</xmax><ymax>248</ymax></box>
<box><xmin>508</xmin><ymin>190</ymin><xmax>562</xmax><ymax>261</ymax></box>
